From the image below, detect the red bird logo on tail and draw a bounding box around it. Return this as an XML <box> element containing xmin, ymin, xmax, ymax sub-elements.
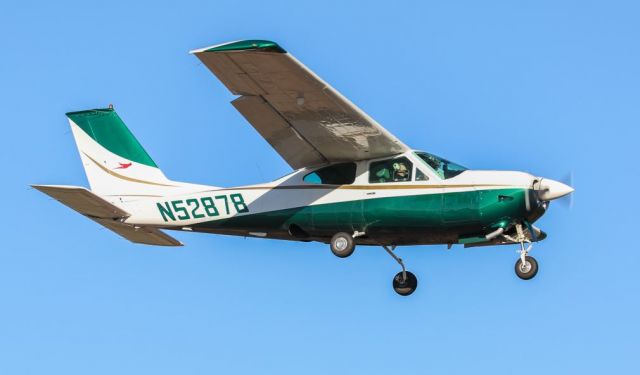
<box><xmin>114</xmin><ymin>162</ymin><xmax>132</xmax><ymax>170</ymax></box>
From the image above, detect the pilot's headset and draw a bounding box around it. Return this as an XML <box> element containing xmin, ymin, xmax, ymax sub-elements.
<box><xmin>392</xmin><ymin>162</ymin><xmax>401</xmax><ymax>180</ymax></box>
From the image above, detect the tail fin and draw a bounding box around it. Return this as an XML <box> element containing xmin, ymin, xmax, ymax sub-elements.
<box><xmin>67</xmin><ymin>108</ymin><xmax>193</xmax><ymax>196</ymax></box>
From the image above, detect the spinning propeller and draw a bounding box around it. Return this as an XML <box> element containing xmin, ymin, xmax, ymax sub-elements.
<box><xmin>532</xmin><ymin>173</ymin><xmax>574</xmax><ymax>207</ymax></box>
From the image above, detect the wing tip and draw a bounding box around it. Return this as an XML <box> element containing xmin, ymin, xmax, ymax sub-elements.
<box><xmin>190</xmin><ymin>39</ymin><xmax>286</xmax><ymax>54</ymax></box>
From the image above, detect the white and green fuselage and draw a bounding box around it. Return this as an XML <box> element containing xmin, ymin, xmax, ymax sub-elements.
<box><xmin>37</xmin><ymin>107</ymin><xmax>554</xmax><ymax>248</ymax></box>
<box><xmin>128</xmin><ymin>166</ymin><xmax>546</xmax><ymax>246</ymax></box>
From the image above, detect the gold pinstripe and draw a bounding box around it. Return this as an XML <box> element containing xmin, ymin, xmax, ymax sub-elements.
<box><xmin>84</xmin><ymin>153</ymin><xmax>178</xmax><ymax>187</ymax></box>
<box><xmin>208</xmin><ymin>184</ymin><xmax>525</xmax><ymax>192</ymax></box>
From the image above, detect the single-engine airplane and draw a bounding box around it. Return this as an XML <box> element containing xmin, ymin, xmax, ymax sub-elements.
<box><xmin>33</xmin><ymin>40</ymin><xmax>574</xmax><ymax>296</ymax></box>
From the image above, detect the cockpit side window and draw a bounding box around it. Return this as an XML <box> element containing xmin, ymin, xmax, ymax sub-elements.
<box><xmin>415</xmin><ymin>152</ymin><xmax>467</xmax><ymax>180</ymax></box>
<box><xmin>303</xmin><ymin>163</ymin><xmax>357</xmax><ymax>185</ymax></box>
<box><xmin>369</xmin><ymin>157</ymin><xmax>413</xmax><ymax>183</ymax></box>
<box><xmin>415</xmin><ymin>168</ymin><xmax>429</xmax><ymax>181</ymax></box>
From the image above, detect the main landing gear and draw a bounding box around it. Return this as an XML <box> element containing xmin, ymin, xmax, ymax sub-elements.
<box><xmin>330</xmin><ymin>232</ymin><xmax>357</xmax><ymax>258</ymax></box>
<box><xmin>384</xmin><ymin>245</ymin><xmax>418</xmax><ymax>296</ymax></box>
<box><xmin>329</xmin><ymin>232</ymin><xmax>417</xmax><ymax>296</ymax></box>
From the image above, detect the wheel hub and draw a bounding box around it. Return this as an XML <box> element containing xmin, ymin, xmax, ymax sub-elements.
<box><xmin>519</xmin><ymin>261</ymin><xmax>532</xmax><ymax>273</ymax></box>
<box><xmin>334</xmin><ymin>237</ymin><xmax>348</xmax><ymax>251</ymax></box>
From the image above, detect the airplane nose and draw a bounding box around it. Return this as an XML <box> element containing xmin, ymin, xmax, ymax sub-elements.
<box><xmin>534</xmin><ymin>178</ymin><xmax>575</xmax><ymax>201</ymax></box>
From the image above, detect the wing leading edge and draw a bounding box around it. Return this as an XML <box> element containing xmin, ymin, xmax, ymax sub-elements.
<box><xmin>191</xmin><ymin>40</ymin><xmax>409</xmax><ymax>169</ymax></box>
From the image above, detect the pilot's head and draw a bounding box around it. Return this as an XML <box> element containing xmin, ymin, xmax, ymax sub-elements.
<box><xmin>393</xmin><ymin>162</ymin><xmax>408</xmax><ymax>179</ymax></box>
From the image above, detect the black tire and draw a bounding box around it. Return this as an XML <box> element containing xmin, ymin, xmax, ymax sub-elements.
<box><xmin>392</xmin><ymin>271</ymin><xmax>418</xmax><ymax>296</ymax></box>
<box><xmin>330</xmin><ymin>232</ymin><xmax>355</xmax><ymax>258</ymax></box>
<box><xmin>515</xmin><ymin>256</ymin><xmax>539</xmax><ymax>280</ymax></box>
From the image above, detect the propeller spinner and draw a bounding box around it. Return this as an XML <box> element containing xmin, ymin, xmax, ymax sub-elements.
<box><xmin>533</xmin><ymin>178</ymin><xmax>574</xmax><ymax>202</ymax></box>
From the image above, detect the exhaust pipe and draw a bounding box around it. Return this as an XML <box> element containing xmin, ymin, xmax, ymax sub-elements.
<box><xmin>485</xmin><ymin>227</ymin><xmax>504</xmax><ymax>240</ymax></box>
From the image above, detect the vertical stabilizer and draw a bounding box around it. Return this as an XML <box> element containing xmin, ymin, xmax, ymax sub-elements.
<box><xmin>66</xmin><ymin>108</ymin><xmax>201</xmax><ymax>196</ymax></box>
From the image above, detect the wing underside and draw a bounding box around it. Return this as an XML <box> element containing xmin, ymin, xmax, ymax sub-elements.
<box><xmin>192</xmin><ymin>40</ymin><xmax>408</xmax><ymax>169</ymax></box>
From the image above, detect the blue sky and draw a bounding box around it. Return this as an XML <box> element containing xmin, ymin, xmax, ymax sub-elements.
<box><xmin>1</xmin><ymin>0</ymin><xmax>638</xmax><ymax>373</ymax></box>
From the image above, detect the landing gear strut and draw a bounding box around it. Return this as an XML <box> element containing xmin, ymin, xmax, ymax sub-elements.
<box><xmin>504</xmin><ymin>223</ymin><xmax>539</xmax><ymax>280</ymax></box>
<box><xmin>383</xmin><ymin>245</ymin><xmax>418</xmax><ymax>296</ymax></box>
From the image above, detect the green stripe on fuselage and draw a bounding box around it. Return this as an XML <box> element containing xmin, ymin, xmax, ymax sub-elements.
<box><xmin>192</xmin><ymin>188</ymin><xmax>535</xmax><ymax>239</ymax></box>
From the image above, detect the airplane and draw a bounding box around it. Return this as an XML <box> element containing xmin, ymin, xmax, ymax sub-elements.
<box><xmin>33</xmin><ymin>39</ymin><xmax>574</xmax><ymax>296</ymax></box>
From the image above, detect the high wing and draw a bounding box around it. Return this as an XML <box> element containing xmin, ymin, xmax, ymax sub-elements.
<box><xmin>191</xmin><ymin>40</ymin><xmax>409</xmax><ymax>169</ymax></box>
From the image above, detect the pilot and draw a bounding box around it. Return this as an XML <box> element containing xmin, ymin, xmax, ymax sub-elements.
<box><xmin>393</xmin><ymin>162</ymin><xmax>409</xmax><ymax>181</ymax></box>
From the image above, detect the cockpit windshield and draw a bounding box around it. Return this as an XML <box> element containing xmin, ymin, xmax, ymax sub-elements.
<box><xmin>415</xmin><ymin>152</ymin><xmax>468</xmax><ymax>179</ymax></box>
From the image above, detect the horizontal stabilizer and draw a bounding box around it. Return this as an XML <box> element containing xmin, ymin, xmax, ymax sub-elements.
<box><xmin>32</xmin><ymin>185</ymin><xmax>182</xmax><ymax>246</ymax></box>
<box><xmin>94</xmin><ymin>218</ymin><xmax>182</xmax><ymax>246</ymax></box>
<box><xmin>32</xmin><ymin>185</ymin><xmax>129</xmax><ymax>218</ymax></box>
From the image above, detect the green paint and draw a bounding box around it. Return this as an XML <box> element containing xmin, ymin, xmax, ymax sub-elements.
<box><xmin>157</xmin><ymin>202</ymin><xmax>175</xmax><ymax>222</ymax></box>
<box><xmin>156</xmin><ymin>194</ymin><xmax>251</xmax><ymax>222</ymax></box>
<box><xmin>201</xmin><ymin>197</ymin><xmax>219</xmax><ymax>217</ymax></box>
<box><xmin>215</xmin><ymin>195</ymin><xmax>230</xmax><ymax>215</ymax></box>
<box><xmin>458</xmin><ymin>236</ymin><xmax>488</xmax><ymax>244</ymax></box>
<box><xmin>171</xmin><ymin>200</ymin><xmax>189</xmax><ymax>220</ymax></box>
<box><xmin>204</xmin><ymin>40</ymin><xmax>286</xmax><ymax>53</ymax></box>
<box><xmin>478</xmin><ymin>188</ymin><xmax>529</xmax><ymax>225</ymax></box>
<box><xmin>443</xmin><ymin>189</ymin><xmax>479</xmax><ymax>224</ymax></box>
<box><xmin>186</xmin><ymin>198</ymin><xmax>205</xmax><ymax>219</ymax></box>
<box><xmin>66</xmin><ymin>108</ymin><xmax>158</xmax><ymax>168</ymax></box>
<box><xmin>230</xmin><ymin>193</ymin><xmax>249</xmax><ymax>213</ymax></box>
<box><xmin>192</xmin><ymin>188</ymin><xmax>534</xmax><ymax>239</ymax></box>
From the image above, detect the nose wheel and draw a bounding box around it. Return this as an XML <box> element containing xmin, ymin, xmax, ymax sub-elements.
<box><xmin>383</xmin><ymin>245</ymin><xmax>418</xmax><ymax>296</ymax></box>
<box><xmin>515</xmin><ymin>255</ymin><xmax>538</xmax><ymax>280</ymax></box>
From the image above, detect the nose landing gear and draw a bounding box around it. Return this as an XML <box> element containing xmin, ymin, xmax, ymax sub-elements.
<box><xmin>504</xmin><ymin>223</ymin><xmax>539</xmax><ymax>280</ymax></box>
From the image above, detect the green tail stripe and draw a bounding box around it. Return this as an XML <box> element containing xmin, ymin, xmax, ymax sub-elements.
<box><xmin>204</xmin><ymin>40</ymin><xmax>286</xmax><ymax>53</ymax></box>
<box><xmin>66</xmin><ymin>108</ymin><xmax>158</xmax><ymax>168</ymax></box>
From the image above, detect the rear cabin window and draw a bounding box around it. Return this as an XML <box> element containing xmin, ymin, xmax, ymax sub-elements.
<box><xmin>303</xmin><ymin>163</ymin><xmax>357</xmax><ymax>185</ymax></box>
<box><xmin>369</xmin><ymin>157</ymin><xmax>413</xmax><ymax>183</ymax></box>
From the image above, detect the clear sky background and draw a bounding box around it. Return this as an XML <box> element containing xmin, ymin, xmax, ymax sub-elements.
<box><xmin>1</xmin><ymin>0</ymin><xmax>638</xmax><ymax>373</ymax></box>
